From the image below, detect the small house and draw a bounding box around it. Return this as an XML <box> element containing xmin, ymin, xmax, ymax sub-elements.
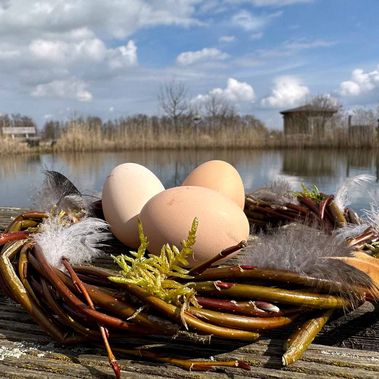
<box><xmin>280</xmin><ymin>104</ymin><xmax>338</xmax><ymax>137</ymax></box>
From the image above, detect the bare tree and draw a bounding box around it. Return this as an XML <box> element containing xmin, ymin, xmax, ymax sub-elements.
<box><xmin>203</xmin><ymin>93</ymin><xmax>236</xmax><ymax>120</ymax></box>
<box><xmin>158</xmin><ymin>80</ymin><xmax>189</xmax><ymax>132</ymax></box>
<box><xmin>350</xmin><ymin>106</ymin><xmax>379</xmax><ymax>126</ymax></box>
<box><xmin>308</xmin><ymin>94</ymin><xmax>341</xmax><ymax>111</ymax></box>
<box><xmin>42</xmin><ymin>120</ymin><xmax>61</xmax><ymax>140</ymax></box>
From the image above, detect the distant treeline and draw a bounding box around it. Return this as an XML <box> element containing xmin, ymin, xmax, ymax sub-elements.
<box><xmin>0</xmin><ymin>112</ymin><xmax>378</xmax><ymax>154</ymax></box>
<box><xmin>1</xmin><ymin>93</ymin><xmax>379</xmax><ymax>154</ymax></box>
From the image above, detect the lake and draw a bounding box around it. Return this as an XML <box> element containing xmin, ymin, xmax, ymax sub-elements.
<box><xmin>1</xmin><ymin>149</ymin><xmax>379</xmax><ymax>213</ymax></box>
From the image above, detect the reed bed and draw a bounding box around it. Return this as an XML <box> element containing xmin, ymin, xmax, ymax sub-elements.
<box><xmin>52</xmin><ymin>116</ymin><xmax>269</xmax><ymax>151</ymax></box>
<box><xmin>0</xmin><ymin>139</ymin><xmax>32</xmax><ymax>155</ymax></box>
<box><xmin>1</xmin><ymin>115</ymin><xmax>378</xmax><ymax>154</ymax></box>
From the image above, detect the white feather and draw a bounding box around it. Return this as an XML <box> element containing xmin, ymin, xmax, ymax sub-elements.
<box><xmin>238</xmin><ymin>224</ymin><xmax>351</xmax><ymax>274</ymax></box>
<box><xmin>252</xmin><ymin>178</ymin><xmax>297</xmax><ymax>205</ymax></box>
<box><xmin>334</xmin><ymin>174</ymin><xmax>375</xmax><ymax>210</ymax></box>
<box><xmin>362</xmin><ymin>198</ymin><xmax>379</xmax><ymax>232</ymax></box>
<box><xmin>334</xmin><ymin>224</ymin><xmax>369</xmax><ymax>242</ymax></box>
<box><xmin>33</xmin><ymin>216</ymin><xmax>111</xmax><ymax>269</ymax></box>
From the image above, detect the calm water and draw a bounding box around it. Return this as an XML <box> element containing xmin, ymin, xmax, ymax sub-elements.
<box><xmin>1</xmin><ymin>149</ymin><xmax>379</xmax><ymax>212</ymax></box>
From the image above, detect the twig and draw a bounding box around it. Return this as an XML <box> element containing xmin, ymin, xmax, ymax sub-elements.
<box><xmin>62</xmin><ymin>257</ymin><xmax>121</xmax><ymax>379</ymax></box>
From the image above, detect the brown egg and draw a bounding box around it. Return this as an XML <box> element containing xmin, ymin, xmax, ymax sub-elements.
<box><xmin>182</xmin><ymin>160</ymin><xmax>245</xmax><ymax>209</ymax></box>
<box><xmin>140</xmin><ymin>186</ymin><xmax>250</xmax><ymax>267</ymax></box>
<box><xmin>102</xmin><ymin>163</ymin><xmax>164</xmax><ymax>249</ymax></box>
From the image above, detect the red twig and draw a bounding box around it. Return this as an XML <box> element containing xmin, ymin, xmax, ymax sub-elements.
<box><xmin>62</xmin><ymin>257</ymin><xmax>121</xmax><ymax>379</ymax></box>
<box><xmin>196</xmin><ymin>296</ymin><xmax>281</xmax><ymax>317</ymax></box>
<box><xmin>189</xmin><ymin>241</ymin><xmax>247</xmax><ymax>276</ymax></box>
<box><xmin>0</xmin><ymin>231</ymin><xmax>29</xmax><ymax>246</ymax></box>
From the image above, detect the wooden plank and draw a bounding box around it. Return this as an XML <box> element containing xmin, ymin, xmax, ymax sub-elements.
<box><xmin>1</xmin><ymin>321</ymin><xmax>379</xmax><ymax>379</ymax></box>
<box><xmin>1</xmin><ymin>207</ymin><xmax>379</xmax><ymax>378</ymax></box>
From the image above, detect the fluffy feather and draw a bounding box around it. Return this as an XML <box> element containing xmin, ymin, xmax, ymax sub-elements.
<box><xmin>238</xmin><ymin>223</ymin><xmax>375</xmax><ymax>300</ymax></box>
<box><xmin>251</xmin><ymin>178</ymin><xmax>297</xmax><ymax>205</ymax></box>
<box><xmin>334</xmin><ymin>174</ymin><xmax>375</xmax><ymax>211</ymax></box>
<box><xmin>33</xmin><ymin>216</ymin><xmax>111</xmax><ymax>269</ymax></box>
<box><xmin>32</xmin><ymin>170</ymin><xmax>88</xmax><ymax>212</ymax></box>
<box><xmin>362</xmin><ymin>198</ymin><xmax>379</xmax><ymax>232</ymax></box>
<box><xmin>334</xmin><ymin>224</ymin><xmax>369</xmax><ymax>242</ymax></box>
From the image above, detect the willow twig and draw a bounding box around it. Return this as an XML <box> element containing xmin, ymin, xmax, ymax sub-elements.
<box><xmin>282</xmin><ymin>309</ymin><xmax>333</xmax><ymax>366</ymax></box>
<box><xmin>196</xmin><ymin>296</ymin><xmax>281</xmax><ymax>317</ymax></box>
<box><xmin>190</xmin><ymin>307</ymin><xmax>296</xmax><ymax>331</ymax></box>
<box><xmin>125</xmin><ymin>283</ymin><xmax>260</xmax><ymax>341</ymax></box>
<box><xmin>192</xmin><ymin>266</ymin><xmax>364</xmax><ymax>296</ymax></box>
<box><xmin>191</xmin><ymin>281</ymin><xmax>350</xmax><ymax>309</ymax></box>
<box><xmin>0</xmin><ymin>241</ymin><xmax>83</xmax><ymax>344</ymax></box>
<box><xmin>327</xmin><ymin>201</ymin><xmax>347</xmax><ymax>227</ymax></box>
<box><xmin>0</xmin><ymin>231</ymin><xmax>30</xmax><ymax>245</ymax></box>
<box><xmin>113</xmin><ymin>346</ymin><xmax>250</xmax><ymax>372</ymax></box>
<box><xmin>31</xmin><ymin>245</ymin><xmax>155</xmax><ymax>335</ymax></box>
<box><xmin>62</xmin><ymin>257</ymin><xmax>121</xmax><ymax>379</ymax></box>
<box><xmin>189</xmin><ymin>241</ymin><xmax>247</xmax><ymax>276</ymax></box>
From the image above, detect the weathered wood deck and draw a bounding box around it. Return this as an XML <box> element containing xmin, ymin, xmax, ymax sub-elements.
<box><xmin>0</xmin><ymin>207</ymin><xmax>379</xmax><ymax>378</ymax></box>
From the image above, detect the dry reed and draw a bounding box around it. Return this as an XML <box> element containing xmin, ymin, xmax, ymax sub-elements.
<box><xmin>1</xmin><ymin>115</ymin><xmax>378</xmax><ymax>154</ymax></box>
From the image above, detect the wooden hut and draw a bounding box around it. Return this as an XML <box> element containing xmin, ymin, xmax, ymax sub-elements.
<box><xmin>280</xmin><ymin>104</ymin><xmax>338</xmax><ymax>137</ymax></box>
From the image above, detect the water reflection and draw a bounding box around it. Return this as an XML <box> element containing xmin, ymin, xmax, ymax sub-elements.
<box><xmin>281</xmin><ymin>150</ymin><xmax>344</xmax><ymax>177</ymax></box>
<box><xmin>0</xmin><ymin>154</ymin><xmax>42</xmax><ymax>179</ymax></box>
<box><xmin>0</xmin><ymin>149</ymin><xmax>378</xmax><ymax>211</ymax></box>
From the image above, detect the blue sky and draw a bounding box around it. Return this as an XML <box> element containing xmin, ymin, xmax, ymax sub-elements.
<box><xmin>0</xmin><ymin>0</ymin><xmax>378</xmax><ymax>129</ymax></box>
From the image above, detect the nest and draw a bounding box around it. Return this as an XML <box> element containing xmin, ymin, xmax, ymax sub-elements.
<box><xmin>1</xmin><ymin>181</ymin><xmax>379</xmax><ymax>378</ymax></box>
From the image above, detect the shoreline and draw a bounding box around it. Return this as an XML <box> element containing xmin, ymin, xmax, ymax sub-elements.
<box><xmin>1</xmin><ymin>141</ymin><xmax>379</xmax><ymax>156</ymax></box>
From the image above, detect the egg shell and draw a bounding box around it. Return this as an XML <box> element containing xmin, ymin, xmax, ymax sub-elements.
<box><xmin>140</xmin><ymin>186</ymin><xmax>250</xmax><ymax>266</ymax></box>
<box><xmin>102</xmin><ymin>163</ymin><xmax>164</xmax><ymax>249</ymax></box>
<box><xmin>182</xmin><ymin>160</ymin><xmax>245</xmax><ymax>209</ymax></box>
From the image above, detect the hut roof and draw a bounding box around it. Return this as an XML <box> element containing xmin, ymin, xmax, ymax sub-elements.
<box><xmin>280</xmin><ymin>104</ymin><xmax>338</xmax><ymax>115</ymax></box>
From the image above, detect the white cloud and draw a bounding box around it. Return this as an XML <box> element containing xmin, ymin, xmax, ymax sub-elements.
<box><xmin>232</xmin><ymin>9</ymin><xmax>281</xmax><ymax>32</ymax></box>
<box><xmin>0</xmin><ymin>1</ymin><xmax>201</xmax><ymax>39</ymax></box>
<box><xmin>0</xmin><ymin>1</ymin><xmax>199</xmax><ymax>100</ymax></box>
<box><xmin>29</xmin><ymin>38</ymin><xmax>106</xmax><ymax>64</ymax></box>
<box><xmin>28</xmin><ymin>37</ymin><xmax>137</xmax><ymax>70</ymax></box>
<box><xmin>0</xmin><ymin>46</ymin><xmax>20</xmax><ymax>60</ymax></box>
<box><xmin>213</xmin><ymin>78</ymin><xmax>255</xmax><ymax>102</ymax></box>
<box><xmin>251</xmin><ymin>0</ymin><xmax>312</xmax><ymax>6</ymax></box>
<box><xmin>340</xmin><ymin>66</ymin><xmax>379</xmax><ymax>96</ymax></box>
<box><xmin>177</xmin><ymin>47</ymin><xmax>229</xmax><ymax>65</ymax></box>
<box><xmin>193</xmin><ymin>78</ymin><xmax>255</xmax><ymax>104</ymax></box>
<box><xmin>107</xmin><ymin>40</ymin><xmax>138</xmax><ymax>69</ymax></box>
<box><xmin>261</xmin><ymin>76</ymin><xmax>309</xmax><ymax>108</ymax></box>
<box><xmin>282</xmin><ymin>39</ymin><xmax>336</xmax><ymax>50</ymax></box>
<box><xmin>219</xmin><ymin>35</ymin><xmax>236</xmax><ymax>43</ymax></box>
<box><xmin>250</xmin><ymin>32</ymin><xmax>263</xmax><ymax>40</ymax></box>
<box><xmin>31</xmin><ymin>78</ymin><xmax>93</xmax><ymax>102</ymax></box>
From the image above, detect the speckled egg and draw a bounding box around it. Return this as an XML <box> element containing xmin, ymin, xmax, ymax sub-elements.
<box><xmin>140</xmin><ymin>185</ymin><xmax>250</xmax><ymax>266</ymax></box>
<box><xmin>182</xmin><ymin>160</ymin><xmax>245</xmax><ymax>209</ymax></box>
<box><xmin>102</xmin><ymin>163</ymin><xmax>164</xmax><ymax>248</ymax></box>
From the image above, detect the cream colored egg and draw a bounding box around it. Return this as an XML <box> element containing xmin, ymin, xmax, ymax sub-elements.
<box><xmin>102</xmin><ymin>163</ymin><xmax>164</xmax><ymax>248</ymax></box>
<box><xmin>182</xmin><ymin>160</ymin><xmax>245</xmax><ymax>209</ymax></box>
<box><xmin>140</xmin><ymin>186</ymin><xmax>249</xmax><ymax>267</ymax></box>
